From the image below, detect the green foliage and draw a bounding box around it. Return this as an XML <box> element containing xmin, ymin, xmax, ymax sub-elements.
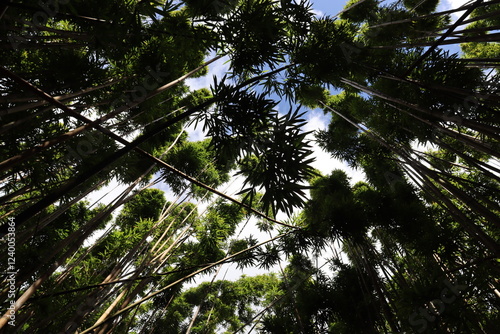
<box><xmin>294</xmin><ymin>84</ymin><xmax>329</xmax><ymax>108</ymax></box>
<box><xmin>236</xmin><ymin>109</ymin><xmax>317</xmax><ymax>216</ymax></box>
<box><xmin>202</xmin><ymin>80</ymin><xmax>277</xmax><ymax>161</ymax></box>
<box><xmin>183</xmin><ymin>0</ymin><xmax>240</xmax><ymax>18</ymax></box>
<box><xmin>461</xmin><ymin>3</ymin><xmax>500</xmax><ymax>67</ymax></box>
<box><xmin>227</xmin><ymin>237</ymin><xmax>260</xmax><ymax>268</ymax></box>
<box><xmin>316</xmin><ymin>91</ymin><xmax>371</xmax><ymax>166</ymax></box>
<box><xmin>115</xmin><ymin>188</ymin><xmax>166</xmax><ymax>229</ymax></box>
<box><xmin>180</xmin><ymin>88</ymin><xmax>213</xmax><ymax>109</ymax></box>
<box><xmin>0</xmin><ymin>0</ymin><xmax>211</xmax><ymax>219</ymax></box>
<box><xmin>403</xmin><ymin>0</ymin><xmax>439</xmax><ymax>15</ymax></box>
<box><xmin>200</xmin><ymin>79</ymin><xmax>317</xmax><ymax>215</ymax></box>
<box><xmin>162</xmin><ymin>138</ymin><xmax>233</xmax><ymax>196</ymax></box>
<box><xmin>327</xmin><ymin>264</ymin><xmax>380</xmax><ymax>332</ymax></box>
<box><xmin>148</xmin><ymin>274</ymin><xmax>280</xmax><ymax>334</ymax></box>
<box><xmin>294</xmin><ymin>17</ymin><xmax>358</xmax><ymax>86</ymax></box>
<box><xmin>220</xmin><ymin>0</ymin><xmax>287</xmax><ymax>74</ymax></box>
<box><xmin>304</xmin><ymin>170</ymin><xmax>369</xmax><ymax>240</ymax></box>
<box><xmin>340</xmin><ymin>0</ymin><xmax>378</xmax><ymax>23</ymax></box>
<box><xmin>9</xmin><ymin>201</ymin><xmax>105</xmax><ymax>284</ymax></box>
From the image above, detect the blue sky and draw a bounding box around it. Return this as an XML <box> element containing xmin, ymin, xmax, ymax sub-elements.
<box><xmin>310</xmin><ymin>0</ymin><xmax>346</xmax><ymax>17</ymax></box>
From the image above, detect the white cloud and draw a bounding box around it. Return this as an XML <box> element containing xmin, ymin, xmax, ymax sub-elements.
<box><xmin>185</xmin><ymin>118</ymin><xmax>206</xmax><ymax>142</ymax></box>
<box><xmin>438</xmin><ymin>0</ymin><xmax>471</xmax><ymax>21</ymax></box>
<box><xmin>304</xmin><ymin>109</ymin><xmax>366</xmax><ymax>185</ymax></box>
<box><xmin>84</xmin><ymin>177</ymin><xmax>129</xmax><ymax>207</ymax></box>
<box><xmin>185</xmin><ymin>54</ymin><xmax>230</xmax><ymax>91</ymax></box>
<box><xmin>184</xmin><ymin>54</ymin><xmax>230</xmax><ymax>142</ymax></box>
<box><xmin>311</xmin><ymin>9</ymin><xmax>324</xmax><ymax>17</ymax></box>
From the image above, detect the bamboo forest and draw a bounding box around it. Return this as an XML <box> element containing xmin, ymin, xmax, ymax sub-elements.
<box><xmin>0</xmin><ymin>0</ymin><xmax>499</xmax><ymax>332</ymax></box>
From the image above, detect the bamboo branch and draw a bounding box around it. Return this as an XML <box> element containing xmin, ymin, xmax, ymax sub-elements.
<box><xmin>403</xmin><ymin>0</ymin><xmax>484</xmax><ymax>77</ymax></box>
<box><xmin>78</xmin><ymin>230</ymin><xmax>295</xmax><ymax>334</ymax></box>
